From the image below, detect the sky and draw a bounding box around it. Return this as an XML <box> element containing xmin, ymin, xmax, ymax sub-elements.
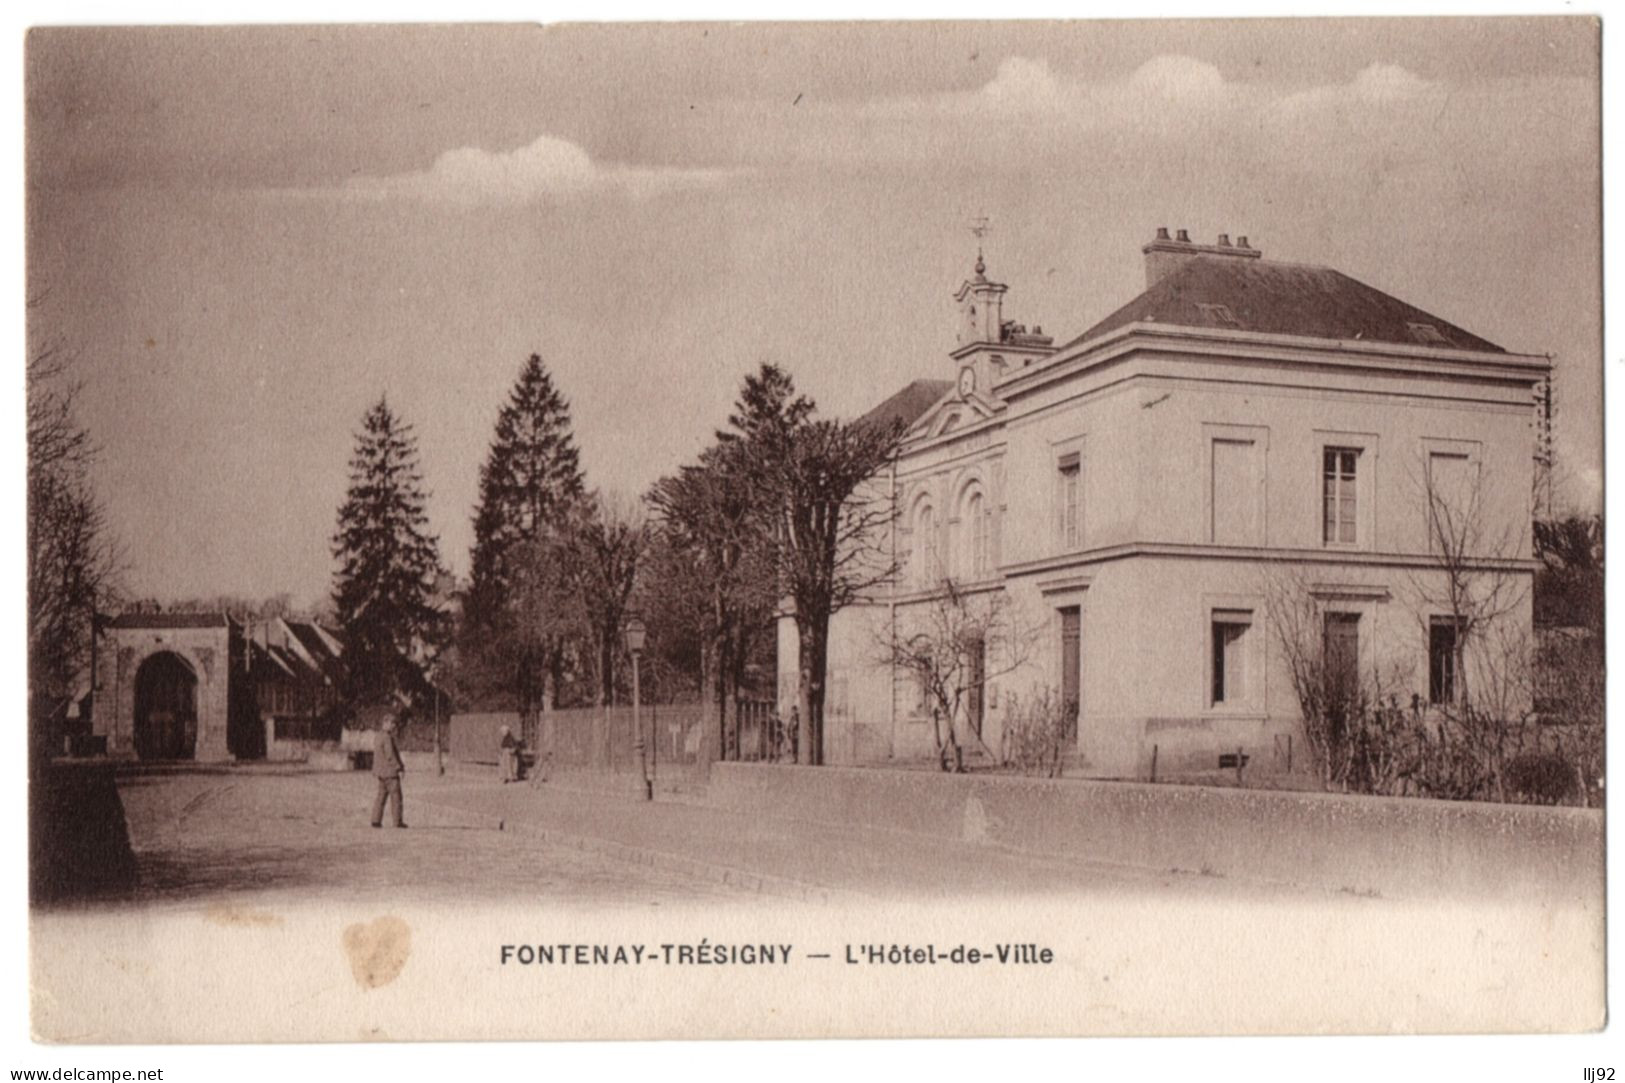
<box><xmin>24</xmin><ymin>19</ymin><xmax>1602</xmax><ymax>611</ymax></box>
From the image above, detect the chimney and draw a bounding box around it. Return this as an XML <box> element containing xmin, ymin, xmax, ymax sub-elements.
<box><xmin>1141</xmin><ymin>227</ymin><xmax>1262</xmax><ymax>289</ymax></box>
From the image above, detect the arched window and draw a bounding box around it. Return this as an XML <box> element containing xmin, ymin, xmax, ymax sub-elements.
<box><xmin>916</xmin><ymin>503</ymin><xmax>938</xmax><ymax>586</ymax></box>
<box><xmin>954</xmin><ymin>484</ymin><xmax>989</xmax><ymax>581</ymax></box>
<box><xmin>967</xmin><ymin>491</ymin><xmax>987</xmax><ymax>577</ymax></box>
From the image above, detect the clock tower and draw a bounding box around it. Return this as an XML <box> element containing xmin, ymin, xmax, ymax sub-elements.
<box><xmin>955</xmin><ymin>252</ymin><xmax>1006</xmax><ymax>347</ymax></box>
<box><xmin>951</xmin><ymin>251</ymin><xmax>1057</xmax><ymax>399</ymax></box>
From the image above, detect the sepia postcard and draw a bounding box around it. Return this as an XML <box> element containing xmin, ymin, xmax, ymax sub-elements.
<box><xmin>20</xmin><ymin>15</ymin><xmax>1606</xmax><ymax>1063</ymax></box>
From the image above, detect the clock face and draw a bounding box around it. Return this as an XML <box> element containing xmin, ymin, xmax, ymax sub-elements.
<box><xmin>959</xmin><ymin>367</ymin><xmax>976</xmax><ymax>396</ymax></box>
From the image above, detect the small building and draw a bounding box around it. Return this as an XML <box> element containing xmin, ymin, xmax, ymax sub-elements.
<box><xmin>788</xmin><ymin>229</ymin><xmax>1549</xmax><ymax>777</ymax></box>
<box><xmin>244</xmin><ymin>618</ymin><xmax>347</xmax><ymax>760</ymax></box>
<box><xmin>89</xmin><ymin>611</ymin><xmax>347</xmax><ymax>762</ymax></box>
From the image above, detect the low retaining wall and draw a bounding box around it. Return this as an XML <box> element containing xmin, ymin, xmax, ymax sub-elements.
<box><xmin>31</xmin><ymin>762</ymin><xmax>137</xmax><ymax>903</ymax></box>
<box><xmin>705</xmin><ymin>762</ymin><xmax>1604</xmax><ymax>903</ymax></box>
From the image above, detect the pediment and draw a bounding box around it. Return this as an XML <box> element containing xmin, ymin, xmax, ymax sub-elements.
<box><xmin>909</xmin><ymin>391</ymin><xmax>999</xmax><ymax>440</ymax></box>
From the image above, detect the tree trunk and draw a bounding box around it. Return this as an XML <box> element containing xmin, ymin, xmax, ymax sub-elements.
<box><xmin>599</xmin><ymin>631</ymin><xmax>616</xmax><ymax>712</ymax></box>
<box><xmin>594</xmin><ymin>632</ymin><xmax>612</xmax><ymax>768</ymax></box>
<box><xmin>796</xmin><ymin>614</ymin><xmax>828</xmax><ymax>766</ymax></box>
<box><xmin>796</xmin><ymin>666</ymin><xmax>814</xmax><ymax>766</ymax></box>
<box><xmin>720</xmin><ymin>621</ymin><xmax>744</xmax><ymax>762</ymax></box>
<box><xmin>538</xmin><ymin>649</ymin><xmax>556</xmax><ymax>782</ymax></box>
<box><xmin>697</xmin><ymin>637</ymin><xmax>719</xmax><ymax>776</ymax></box>
<box><xmin>730</xmin><ymin>623</ymin><xmax>752</xmax><ymax>759</ymax></box>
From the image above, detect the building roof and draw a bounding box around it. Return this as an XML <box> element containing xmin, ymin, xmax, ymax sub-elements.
<box><xmin>107</xmin><ymin>612</ymin><xmax>228</xmax><ymax>629</ymax></box>
<box><xmin>247</xmin><ymin>619</ymin><xmax>345</xmax><ymax>689</ymax></box>
<box><xmin>1063</xmin><ymin>256</ymin><xmax>1507</xmax><ymax>355</ymax></box>
<box><xmin>286</xmin><ymin>620</ymin><xmax>343</xmax><ymax>667</ymax></box>
<box><xmin>860</xmin><ymin>379</ymin><xmax>953</xmax><ymax>432</ymax></box>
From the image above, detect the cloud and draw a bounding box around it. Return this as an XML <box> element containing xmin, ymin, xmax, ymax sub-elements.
<box><xmin>341</xmin><ymin>133</ymin><xmax>737</xmax><ymax>206</ymax></box>
<box><xmin>978</xmin><ymin>56</ymin><xmax>1069</xmax><ymax>110</ymax></box>
<box><xmin>1269</xmin><ymin>61</ymin><xmax>1435</xmax><ymax>119</ymax></box>
<box><xmin>859</xmin><ymin>53</ymin><xmax>1233</xmax><ymax>122</ymax></box>
<box><xmin>1129</xmin><ymin>55</ymin><xmax>1228</xmax><ymax>101</ymax></box>
<box><xmin>1351</xmin><ymin>62</ymin><xmax>1432</xmax><ymax>101</ymax></box>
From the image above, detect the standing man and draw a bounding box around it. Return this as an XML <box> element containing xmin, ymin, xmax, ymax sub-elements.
<box><xmin>370</xmin><ymin>713</ymin><xmax>407</xmax><ymax>829</ymax></box>
<box><xmin>499</xmin><ymin>724</ymin><xmax>521</xmax><ymax>783</ymax></box>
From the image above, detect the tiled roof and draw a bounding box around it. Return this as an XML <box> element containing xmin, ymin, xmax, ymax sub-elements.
<box><xmin>861</xmin><ymin>379</ymin><xmax>953</xmax><ymax>432</ymax></box>
<box><xmin>107</xmin><ymin>612</ymin><xmax>227</xmax><ymax>629</ymax></box>
<box><xmin>248</xmin><ymin>621</ymin><xmax>345</xmax><ymax>687</ymax></box>
<box><xmin>287</xmin><ymin>621</ymin><xmax>343</xmax><ymax>665</ymax></box>
<box><xmin>1063</xmin><ymin>257</ymin><xmax>1506</xmax><ymax>355</ymax></box>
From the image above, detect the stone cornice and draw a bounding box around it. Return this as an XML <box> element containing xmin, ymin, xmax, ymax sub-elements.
<box><xmin>994</xmin><ymin>322</ymin><xmax>1551</xmax><ymax>402</ymax></box>
<box><xmin>999</xmin><ymin>542</ymin><xmax>1540</xmax><ymax>579</ymax></box>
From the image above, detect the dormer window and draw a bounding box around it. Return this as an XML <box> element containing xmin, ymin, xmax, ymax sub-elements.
<box><xmin>1196</xmin><ymin>303</ymin><xmax>1241</xmax><ymax>329</ymax></box>
<box><xmin>1408</xmin><ymin>322</ymin><xmax>1448</xmax><ymax>345</ymax></box>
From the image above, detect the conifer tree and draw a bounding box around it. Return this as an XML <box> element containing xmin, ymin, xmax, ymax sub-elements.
<box><xmin>332</xmin><ymin>397</ymin><xmax>447</xmax><ymax>708</ymax></box>
<box><xmin>464</xmin><ymin>354</ymin><xmax>585</xmax><ymax>713</ymax></box>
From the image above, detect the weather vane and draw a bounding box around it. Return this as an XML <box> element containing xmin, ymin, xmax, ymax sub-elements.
<box><xmin>970</xmin><ymin>214</ymin><xmax>991</xmax><ymax>275</ymax></box>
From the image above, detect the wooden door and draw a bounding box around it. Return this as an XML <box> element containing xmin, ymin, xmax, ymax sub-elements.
<box><xmin>1060</xmin><ymin>606</ymin><xmax>1081</xmax><ymax>741</ymax></box>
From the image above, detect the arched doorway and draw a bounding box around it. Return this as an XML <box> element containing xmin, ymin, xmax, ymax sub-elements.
<box><xmin>133</xmin><ymin>652</ymin><xmax>198</xmax><ymax>761</ymax></box>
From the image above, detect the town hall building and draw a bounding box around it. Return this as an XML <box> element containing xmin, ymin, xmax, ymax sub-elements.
<box><xmin>783</xmin><ymin>228</ymin><xmax>1550</xmax><ymax>778</ymax></box>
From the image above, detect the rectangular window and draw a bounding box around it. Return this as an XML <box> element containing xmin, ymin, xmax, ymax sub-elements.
<box><xmin>1059</xmin><ymin>606</ymin><xmax>1081</xmax><ymax>738</ymax></box>
<box><xmin>1429</xmin><ymin>617</ymin><xmax>1460</xmax><ymax>705</ymax></box>
<box><xmin>1211</xmin><ymin>438</ymin><xmax>1261</xmax><ymax>545</ymax></box>
<box><xmin>1323</xmin><ymin>448</ymin><xmax>1359</xmax><ymax>545</ymax></box>
<box><xmin>1057</xmin><ymin>451</ymin><xmax>1081</xmax><ymax>550</ymax></box>
<box><xmin>1210</xmin><ymin>610</ymin><xmax>1252</xmax><ymax>706</ymax></box>
<box><xmin>1323</xmin><ymin>613</ymin><xmax>1361</xmax><ymax>692</ymax></box>
<box><xmin>1427</xmin><ymin>451</ymin><xmax>1477</xmax><ymax>549</ymax></box>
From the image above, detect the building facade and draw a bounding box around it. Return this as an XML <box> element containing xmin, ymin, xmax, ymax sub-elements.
<box><xmin>89</xmin><ymin>612</ymin><xmax>347</xmax><ymax>762</ymax></box>
<box><xmin>784</xmin><ymin>229</ymin><xmax>1549</xmax><ymax>777</ymax></box>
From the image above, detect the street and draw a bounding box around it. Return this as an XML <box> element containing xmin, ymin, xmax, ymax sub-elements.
<box><xmin>103</xmin><ymin>768</ymin><xmax>748</xmax><ymax>910</ymax></box>
<box><xmin>28</xmin><ymin>765</ymin><xmax>1604</xmax><ymax>1043</ymax></box>
<box><xmin>65</xmin><ymin>764</ymin><xmax>1528</xmax><ymax>908</ymax></box>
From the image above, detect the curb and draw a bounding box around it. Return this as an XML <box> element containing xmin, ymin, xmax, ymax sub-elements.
<box><xmin>407</xmin><ymin>791</ymin><xmax>866</xmax><ymax>906</ymax></box>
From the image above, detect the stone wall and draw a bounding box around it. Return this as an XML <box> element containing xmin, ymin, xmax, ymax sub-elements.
<box><xmin>705</xmin><ymin>761</ymin><xmax>1602</xmax><ymax>904</ymax></box>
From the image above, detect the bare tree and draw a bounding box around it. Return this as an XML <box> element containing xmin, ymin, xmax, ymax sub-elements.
<box><xmin>1262</xmin><ymin>456</ymin><xmax>1554</xmax><ymax>804</ymax></box>
<box><xmin>763</xmin><ymin>415</ymin><xmax>905</xmax><ymax>765</ymax></box>
<box><xmin>1261</xmin><ymin>566</ymin><xmax>1416</xmax><ymax>794</ymax></box>
<box><xmin>1407</xmin><ymin>456</ymin><xmax>1536</xmax><ymax>801</ymax></box>
<box><xmin>876</xmin><ymin>578</ymin><xmax>1036</xmax><ymax>773</ymax></box>
<box><xmin>27</xmin><ymin>338</ymin><xmax>123</xmax><ymax>739</ymax></box>
<box><xmin>1410</xmin><ymin>456</ymin><xmax>1529</xmax><ymax>709</ymax></box>
<box><xmin>647</xmin><ymin>439</ymin><xmax>777</xmax><ymax>768</ymax></box>
<box><xmin>564</xmin><ymin>491</ymin><xmax>649</xmax><ymax>716</ymax></box>
<box><xmin>696</xmin><ymin>364</ymin><xmax>906</xmax><ymax>767</ymax></box>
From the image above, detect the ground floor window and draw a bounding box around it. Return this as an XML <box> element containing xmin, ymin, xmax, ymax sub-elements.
<box><xmin>1210</xmin><ymin>610</ymin><xmax>1252</xmax><ymax>707</ymax></box>
<box><xmin>912</xmin><ymin>669</ymin><xmax>932</xmax><ymax>717</ymax></box>
<box><xmin>1429</xmin><ymin>616</ymin><xmax>1461</xmax><ymax>705</ymax></box>
<box><xmin>1059</xmin><ymin>605</ymin><xmax>1080</xmax><ymax>738</ymax></box>
<box><xmin>1321</xmin><ymin>612</ymin><xmax>1362</xmax><ymax>711</ymax></box>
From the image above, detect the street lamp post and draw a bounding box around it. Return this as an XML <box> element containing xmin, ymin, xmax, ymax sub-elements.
<box><xmin>623</xmin><ymin>616</ymin><xmax>651</xmax><ymax>801</ymax></box>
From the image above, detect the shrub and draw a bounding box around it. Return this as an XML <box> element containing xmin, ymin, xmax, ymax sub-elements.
<box><xmin>1503</xmin><ymin>750</ymin><xmax>1579</xmax><ymax>805</ymax></box>
<box><xmin>1000</xmin><ymin>687</ymin><xmax>1070</xmax><ymax>778</ymax></box>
